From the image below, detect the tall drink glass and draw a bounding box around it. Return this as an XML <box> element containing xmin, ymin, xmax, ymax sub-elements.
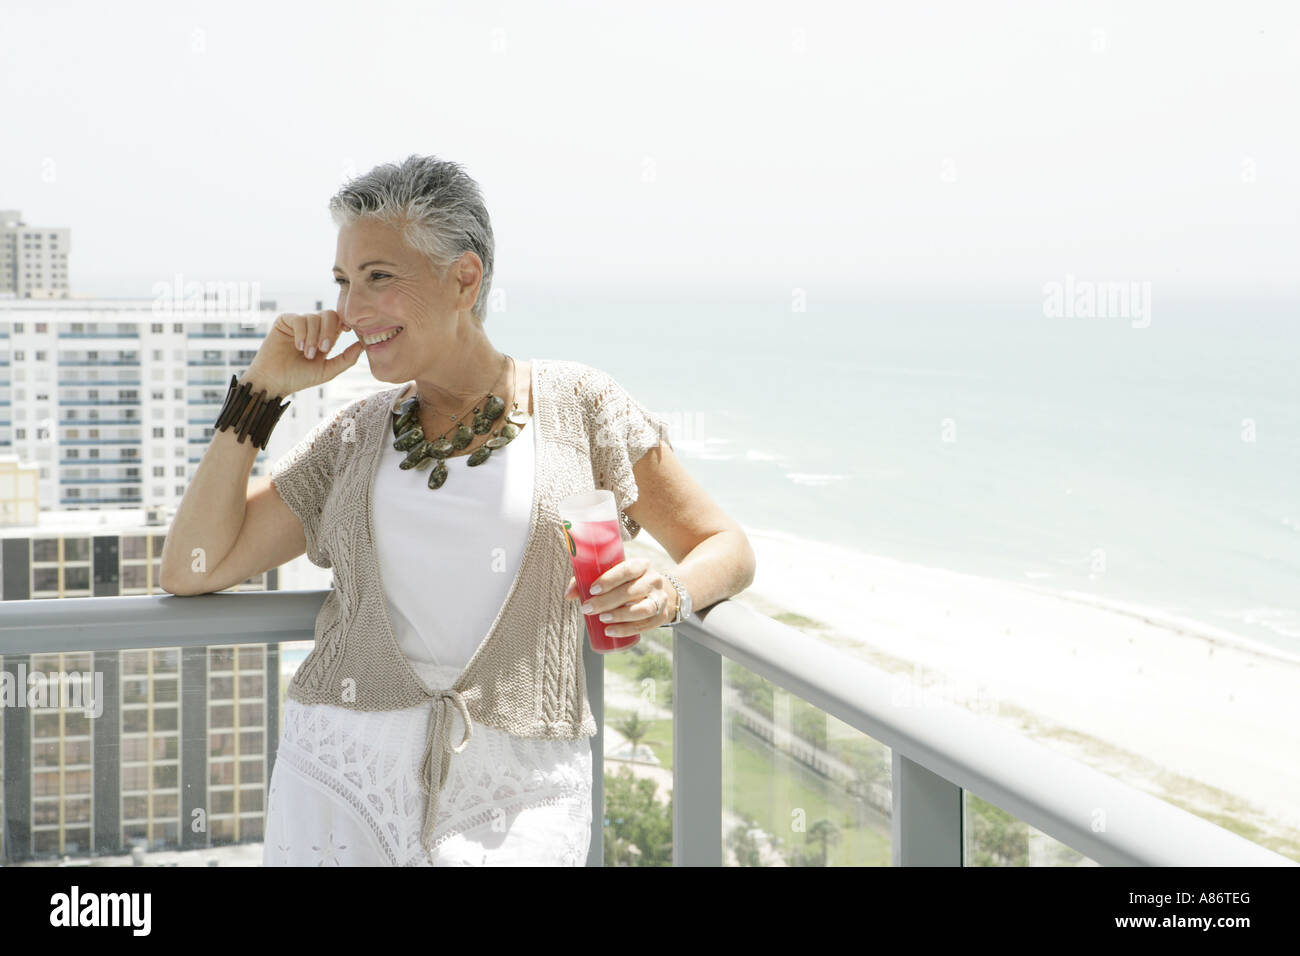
<box><xmin>558</xmin><ymin>489</ymin><xmax>640</xmax><ymax>653</ymax></box>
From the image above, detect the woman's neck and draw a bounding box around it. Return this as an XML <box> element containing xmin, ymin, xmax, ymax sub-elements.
<box><xmin>397</xmin><ymin>357</ymin><xmax>532</xmax><ymax>430</ymax></box>
<box><xmin>413</xmin><ymin>339</ymin><xmax>510</xmax><ymax>414</ymax></box>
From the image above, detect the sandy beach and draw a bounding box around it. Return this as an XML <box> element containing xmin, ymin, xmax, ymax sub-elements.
<box><xmin>627</xmin><ymin>525</ymin><xmax>1300</xmax><ymax>856</ymax></box>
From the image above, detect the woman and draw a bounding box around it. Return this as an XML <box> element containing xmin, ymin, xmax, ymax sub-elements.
<box><xmin>161</xmin><ymin>154</ymin><xmax>756</xmax><ymax>865</ymax></box>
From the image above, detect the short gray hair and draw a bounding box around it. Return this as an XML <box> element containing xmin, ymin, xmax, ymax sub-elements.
<box><xmin>328</xmin><ymin>154</ymin><xmax>495</xmax><ymax>322</ymax></box>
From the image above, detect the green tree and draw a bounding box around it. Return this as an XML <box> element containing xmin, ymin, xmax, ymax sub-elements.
<box><xmin>614</xmin><ymin>712</ymin><xmax>651</xmax><ymax>761</ymax></box>
<box><xmin>634</xmin><ymin>651</ymin><xmax>673</xmax><ymax>707</ymax></box>
<box><xmin>603</xmin><ymin>766</ymin><xmax>673</xmax><ymax>866</ymax></box>
<box><xmin>843</xmin><ymin>737</ymin><xmax>890</xmax><ymax>796</ymax></box>
<box><xmin>725</xmin><ymin>664</ymin><xmax>774</xmax><ymax>720</ymax></box>
<box><xmin>727</xmin><ymin>814</ymin><xmax>763</xmax><ymax>866</ymax></box>
<box><xmin>785</xmin><ymin>818</ymin><xmax>841</xmax><ymax>866</ymax></box>
<box><xmin>807</xmin><ymin>818</ymin><xmax>841</xmax><ymax>866</ymax></box>
<box><xmin>791</xmin><ymin>699</ymin><xmax>828</xmax><ymax>749</ymax></box>
<box><xmin>966</xmin><ymin>796</ymin><xmax>1029</xmax><ymax>866</ymax></box>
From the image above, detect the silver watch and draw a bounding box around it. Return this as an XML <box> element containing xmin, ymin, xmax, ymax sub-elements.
<box><xmin>662</xmin><ymin>571</ymin><xmax>692</xmax><ymax>624</ymax></box>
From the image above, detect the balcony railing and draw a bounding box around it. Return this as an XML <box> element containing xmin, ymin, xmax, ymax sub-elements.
<box><xmin>1</xmin><ymin>590</ymin><xmax>1293</xmax><ymax>867</ymax></box>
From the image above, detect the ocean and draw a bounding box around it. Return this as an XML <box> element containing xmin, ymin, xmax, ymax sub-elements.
<box><xmin>478</xmin><ymin>289</ymin><xmax>1299</xmax><ymax>657</ymax></box>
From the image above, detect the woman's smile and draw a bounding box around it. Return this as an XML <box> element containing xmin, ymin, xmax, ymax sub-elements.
<box><xmin>361</xmin><ymin>326</ymin><xmax>404</xmax><ymax>352</ymax></box>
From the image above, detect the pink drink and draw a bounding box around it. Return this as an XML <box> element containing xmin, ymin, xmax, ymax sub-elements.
<box><xmin>563</xmin><ymin>517</ymin><xmax>640</xmax><ymax>653</ymax></box>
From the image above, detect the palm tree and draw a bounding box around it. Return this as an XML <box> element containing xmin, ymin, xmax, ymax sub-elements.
<box><xmin>806</xmin><ymin>818</ymin><xmax>842</xmax><ymax>866</ymax></box>
<box><xmin>615</xmin><ymin>712</ymin><xmax>651</xmax><ymax>762</ymax></box>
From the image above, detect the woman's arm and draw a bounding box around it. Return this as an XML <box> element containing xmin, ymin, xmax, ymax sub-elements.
<box><xmin>161</xmin><ymin>310</ymin><xmax>361</xmax><ymax>593</ymax></box>
<box><xmin>621</xmin><ymin>440</ymin><xmax>757</xmax><ymax>616</ymax></box>
<box><xmin>159</xmin><ymin>370</ymin><xmax>304</xmax><ymax>595</ymax></box>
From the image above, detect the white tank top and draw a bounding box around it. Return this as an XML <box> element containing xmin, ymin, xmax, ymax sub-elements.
<box><xmin>371</xmin><ymin>410</ymin><xmax>537</xmax><ymax>670</ymax></box>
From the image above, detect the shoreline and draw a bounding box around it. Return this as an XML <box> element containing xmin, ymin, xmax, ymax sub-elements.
<box><xmin>627</xmin><ymin>525</ymin><xmax>1300</xmax><ymax>855</ymax></box>
<box><xmin>745</xmin><ymin>525</ymin><xmax>1300</xmax><ymax>667</ymax></box>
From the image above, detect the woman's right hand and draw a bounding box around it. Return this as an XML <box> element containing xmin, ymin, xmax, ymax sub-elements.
<box><xmin>243</xmin><ymin>309</ymin><xmax>364</xmax><ymax>396</ymax></box>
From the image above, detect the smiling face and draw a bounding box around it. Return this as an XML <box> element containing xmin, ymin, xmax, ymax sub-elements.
<box><xmin>332</xmin><ymin>217</ymin><xmax>484</xmax><ymax>383</ymax></box>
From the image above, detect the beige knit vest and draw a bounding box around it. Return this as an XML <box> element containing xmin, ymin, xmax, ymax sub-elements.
<box><xmin>269</xmin><ymin>357</ymin><xmax>672</xmax><ymax>851</ymax></box>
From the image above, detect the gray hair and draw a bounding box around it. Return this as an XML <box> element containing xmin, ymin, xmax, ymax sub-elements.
<box><xmin>328</xmin><ymin>154</ymin><xmax>495</xmax><ymax>322</ymax></box>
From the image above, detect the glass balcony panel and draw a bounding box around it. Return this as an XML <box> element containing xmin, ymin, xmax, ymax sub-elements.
<box><xmin>0</xmin><ymin>639</ymin><xmax>283</xmax><ymax>863</ymax></box>
<box><xmin>963</xmin><ymin>792</ymin><xmax>1098</xmax><ymax>866</ymax></box>
<box><xmin>600</xmin><ymin>632</ymin><xmax>674</xmax><ymax>867</ymax></box>
<box><xmin>721</xmin><ymin>658</ymin><xmax>892</xmax><ymax>866</ymax></box>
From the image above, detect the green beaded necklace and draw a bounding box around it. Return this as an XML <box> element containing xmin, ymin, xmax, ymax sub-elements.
<box><xmin>391</xmin><ymin>352</ymin><xmax>529</xmax><ymax>490</ymax></box>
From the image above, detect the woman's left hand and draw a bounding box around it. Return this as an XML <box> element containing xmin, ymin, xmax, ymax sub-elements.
<box><xmin>564</xmin><ymin>558</ymin><xmax>676</xmax><ymax>638</ymax></box>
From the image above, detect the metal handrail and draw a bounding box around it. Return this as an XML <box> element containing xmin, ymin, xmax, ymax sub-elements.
<box><xmin>671</xmin><ymin>600</ymin><xmax>1296</xmax><ymax>866</ymax></box>
<box><xmin>0</xmin><ymin>588</ymin><xmax>610</xmax><ymax>866</ymax></box>
<box><xmin>1</xmin><ymin>590</ymin><xmax>1293</xmax><ymax>867</ymax></box>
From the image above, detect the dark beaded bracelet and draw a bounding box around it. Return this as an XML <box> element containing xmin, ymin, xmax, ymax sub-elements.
<box><xmin>214</xmin><ymin>374</ymin><xmax>291</xmax><ymax>450</ymax></box>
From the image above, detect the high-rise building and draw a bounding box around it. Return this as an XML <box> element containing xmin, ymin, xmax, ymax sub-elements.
<box><xmin>0</xmin><ymin>297</ymin><xmax>336</xmax><ymax>590</ymax></box>
<box><xmin>0</xmin><ymin>509</ymin><xmax>286</xmax><ymax>862</ymax></box>
<box><xmin>0</xmin><ymin>210</ymin><xmax>71</xmax><ymax>299</ymax></box>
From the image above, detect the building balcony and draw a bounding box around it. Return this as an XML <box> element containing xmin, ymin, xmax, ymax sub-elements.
<box><xmin>0</xmin><ymin>590</ymin><xmax>1292</xmax><ymax>867</ymax></box>
<box><xmin>55</xmin><ymin>496</ymin><xmax>143</xmax><ymax>506</ymax></box>
<box><xmin>55</xmin><ymin>382</ymin><xmax>142</xmax><ymax>388</ymax></box>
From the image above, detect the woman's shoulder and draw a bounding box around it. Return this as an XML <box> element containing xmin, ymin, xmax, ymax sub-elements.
<box><xmin>306</xmin><ymin>385</ymin><xmax>406</xmax><ymax>458</ymax></box>
<box><xmin>321</xmin><ymin>383</ymin><xmax>411</xmax><ymax>435</ymax></box>
<box><xmin>536</xmin><ymin>359</ymin><xmax>627</xmax><ymax>406</ymax></box>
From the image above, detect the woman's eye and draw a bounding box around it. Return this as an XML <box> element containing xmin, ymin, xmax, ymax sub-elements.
<box><xmin>333</xmin><ymin>277</ymin><xmax>348</xmax><ymax>285</ymax></box>
<box><xmin>370</xmin><ymin>272</ymin><xmax>391</xmax><ymax>281</ymax></box>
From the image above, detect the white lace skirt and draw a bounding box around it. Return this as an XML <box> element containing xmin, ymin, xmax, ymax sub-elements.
<box><xmin>263</xmin><ymin>662</ymin><xmax>594</xmax><ymax>866</ymax></box>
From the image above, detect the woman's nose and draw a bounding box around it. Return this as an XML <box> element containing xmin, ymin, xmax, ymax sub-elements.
<box><xmin>337</xmin><ymin>291</ymin><xmax>358</xmax><ymax>331</ymax></box>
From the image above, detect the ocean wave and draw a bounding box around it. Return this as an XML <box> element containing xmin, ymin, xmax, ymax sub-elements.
<box><xmin>1221</xmin><ymin>607</ymin><xmax>1300</xmax><ymax>640</ymax></box>
<box><xmin>673</xmin><ymin>436</ymin><xmax>735</xmax><ymax>461</ymax></box>
<box><xmin>785</xmin><ymin>473</ymin><xmax>850</xmax><ymax>486</ymax></box>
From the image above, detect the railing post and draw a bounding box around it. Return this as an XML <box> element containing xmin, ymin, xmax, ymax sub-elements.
<box><xmin>583</xmin><ymin>640</ymin><xmax>605</xmax><ymax>866</ymax></box>
<box><xmin>673</xmin><ymin>629</ymin><xmax>722</xmax><ymax>866</ymax></box>
<box><xmin>892</xmin><ymin>751</ymin><xmax>963</xmax><ymax>865</ymax></box>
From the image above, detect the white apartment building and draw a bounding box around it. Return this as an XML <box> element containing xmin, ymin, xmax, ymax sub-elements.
<box><xmin>0</xmin><ymin>297</ymin><xmax>334</xmax><ymax>515</ymax></box>
<box><xmin>0</xmin><ymin>210</ymin><xmax>70</xmax><ymax>299</ymax></box>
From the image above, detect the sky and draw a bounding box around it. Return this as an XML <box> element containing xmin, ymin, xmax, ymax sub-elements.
<box><xmin>1</xmin><ymin>0</ymin><xmax>1297</xmax><ymax>305</ymax></box>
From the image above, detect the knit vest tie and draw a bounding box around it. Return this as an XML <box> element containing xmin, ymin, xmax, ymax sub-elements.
<box><xmin>418</xmin><ymin>687</ymin><xmax>474</xmax><ymax>853</ymax></box>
